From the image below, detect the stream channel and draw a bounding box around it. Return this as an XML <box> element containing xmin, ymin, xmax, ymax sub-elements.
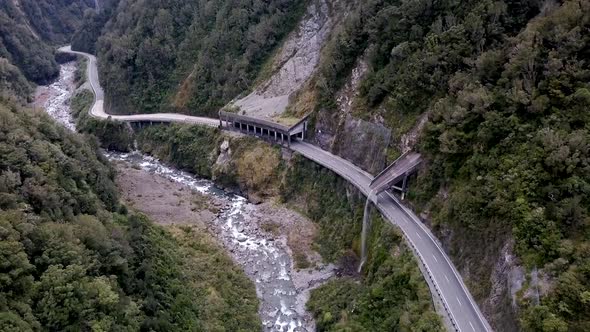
<box><xmin>36</xmin><ymin>62</ymin><xmax>334</xmax><ymax>332</ymax></box>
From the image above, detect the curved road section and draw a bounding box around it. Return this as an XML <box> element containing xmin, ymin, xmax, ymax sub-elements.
<box><xmin>59</xmin><ymin>46</ymin><xmax>220</xmax><ymax>127</ymax></box>
<box><xmin>59</xmin><ymin>46</ymin><xmax>492</xmax><ymax>332</ymax></box>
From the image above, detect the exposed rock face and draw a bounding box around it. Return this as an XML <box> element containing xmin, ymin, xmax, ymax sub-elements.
<box><xmin>314</xmin><ymin>111</ymin><xmax>391</xmax><ymax>175</ymax></box>
<box><xmin>334</xmin><ymin>54</ymin><xmax>369</xmax><ymax>116</ymax></box>
<box><xmin>400</xmin><ymin>113</ymin><xmax>428</xmax><ymax>153</ymax></box>
<box><xmin>313</xmin><ymin>53</ymin><xmax>391</xmax><ymax>174</ymax></box>
<box><xmin>482</xmin><ymin>241</ymin><xmax>524</xmax><ymax>332</ymax></box>
<box><xmin>232</xmin><ymin>0</ymin><xmax>333</xmax><ymax>119</ymax></box>
<box><xmin>213</xmin><ymin>139</ymin><xmax>232</xmax><ymax>176</ymax></box>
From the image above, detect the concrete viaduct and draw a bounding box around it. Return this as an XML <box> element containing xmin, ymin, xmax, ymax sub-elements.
<box><xmin>59</xmin><ymin>46</ymin><xmax>493</xmax><ymax>332</ymax></box>
<box><xmin>218</xmin><ymin>110</ymin><xmax>308</xmax><ymax>147</ymax></box>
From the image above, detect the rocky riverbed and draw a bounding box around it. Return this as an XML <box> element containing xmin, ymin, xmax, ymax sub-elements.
<box><xmin>36</xmin><ymin>61</ymin><xmax>334</xmax><ymax>332</ymax></box>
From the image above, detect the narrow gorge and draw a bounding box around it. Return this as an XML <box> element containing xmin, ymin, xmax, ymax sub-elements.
<box><xmin>36</xmin><ymin>60</ymin><xmax>336</xmax><ymax>332</ymax></box>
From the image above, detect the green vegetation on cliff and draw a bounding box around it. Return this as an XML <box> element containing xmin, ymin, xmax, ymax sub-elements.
<box><xmin>72</xmin><ymin>0</ymin><xmax>120</xmax><ymax>54</ymax></box>
<box><xmin>282</xmin><ymin>157</ymin><xmax>442</xmax><ymax>331</ymax></box>
<box><xmin>136</xmin><ymin>124</ymin><xmax>283</xmax><ymax>196</ymax></box>
<box><xmin>417</xmin><ymin>3</ymin><xmax>590</xmax><ymax>330</ymax></box>
<box><xmin>70</xmin><ymin>89</ymin><xmax>135</xmax><ymax>151</ymax></box>
<box><xmin>300</xmin><ymin>0</ymin><xmax>590</xmax><ymax>330</ymax></box>
<box><xmin>136</xmin><ymin>124</ymin><xmax>223</xmax><ymax>178</ymax></box>
<box><xmin>0</xmin><ymin>0</ymin><xmax>92</xmax><ymax>85</ymax></box>
<box><xmin>135</xmin><ymin>125</ymin><xmax>442</xmax><ymax>330</ymax></box>
<box><xmin>307</xmin><ymin>223</ymin><xmax>442</xmax><ymax>331</ymax></box>
<box><xmin>96</xmin><ymin>0</ymin><xmax>307</xmax><ymax>116</ymax></box>
<box><xmin>0</xmin><ymin>58</ymin><xmax>32</xmax><ymax>102</ymax></box>
<box><xmin>0</xmin><ymin>98</ymin><xmax>260</xmax><ymax>331</ymax></box>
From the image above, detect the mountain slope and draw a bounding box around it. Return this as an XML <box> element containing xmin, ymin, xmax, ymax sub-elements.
<box><xmin>0</xmin><ymin>92</ymin><xmax>260</xmax><ymax>331</ymax></box>
<box><xmin>290</xmin><ymin>0</ymin><xmax>590</xmax><ymax>330</ymax></box>
<box><xmin>96</xmin><ymin>0</ymin><xmax>307</xmax><ymax>116</ymax></box>
<box><xmin>0</xmin><ymin>0</ymin><xmax>93</xmax><ymax>85</ymax></box>
<box><xmin>71</xmin><ymin>0</ymin><xmax>590</xmax><ymax>330</ymax></box>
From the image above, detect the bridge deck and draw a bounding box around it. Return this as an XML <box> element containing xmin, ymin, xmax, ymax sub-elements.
<box><xmin>219</xmin><ymin>110</ymin><xmax>309</xmax><ymax>145</ymax></box>
<box><xmin>61</xmin><ymin>46</ymin><xmax>492</xmax><ymax>332</ymax></box>
<box><xmin>370</xmin><ymin>152</ymin><xmax>422</xmax><ymax>193</ymax></box>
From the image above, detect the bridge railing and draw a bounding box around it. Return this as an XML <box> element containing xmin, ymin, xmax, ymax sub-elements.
<box><xmin>370</xmin><ymin>151</ymin><xmax>422</xmax><ymax>192</ymax></box>
<box><xmin>219</xmin><ymin>111</ymin><xmax>310</xmax><ymax>135</ymax></box>
<box><xmin>219</xmin><ymin>110</ymin><xmax>290</xmax><ymax>133</ymax></box>
<box><xmin>373</xmin><ymin>192</ymin><xmax>460</xmax><ymax>332</ymax></box>
<box><xmin>382</xmin><ymin>191</ymin><xmax>492</xmax><ymax>332</ymax></box>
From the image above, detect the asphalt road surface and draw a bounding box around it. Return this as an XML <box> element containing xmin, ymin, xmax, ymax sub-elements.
<box><xmin>291</xmin><ymin>142</ymin><xmax>492</xmax><ymax>332</ymax></box>
<box><xmin>59</xmin><ymin>46</ymin><xmax>493</xmax><ymax>332</ymax></box>
<box><xmin>59</xmin><ymin>46</ymin><xmax>220</xmax><ymax>128</ymax></box>
<box><xmin>370</xmin><ymin>151</ymin><xmax>422</xmax><ymax>193</ymax></box>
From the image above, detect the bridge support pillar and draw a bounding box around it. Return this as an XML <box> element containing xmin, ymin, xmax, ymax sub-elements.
<box><xmin>401</xmin><ymin>173</ymin><xmax>408</xmax><ymax>200</ymax></box>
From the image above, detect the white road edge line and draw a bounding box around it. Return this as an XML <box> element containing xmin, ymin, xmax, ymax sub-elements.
<box><xmin>62</xmin><ymin>46</ymin><xmax>493</xmax><ymax>332</ymax></box>
<box><xmin>385</xmin><ymin>191</ymin><xmax>491</xmax><ymax>332</ymax></box>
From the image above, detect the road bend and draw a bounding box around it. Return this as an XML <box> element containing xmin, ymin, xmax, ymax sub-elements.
<box><xmin>59</xmin><ymin>46</ymin><xmax>220</xmax><ymax>128</ymax></box>
<box><xmin>59</xmin><ymin>46</ymin><xmax>492</xmax><ymax>332</ymax></box>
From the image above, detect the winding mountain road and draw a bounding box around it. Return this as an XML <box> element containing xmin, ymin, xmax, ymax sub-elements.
<box><xmin>59</xmin><ymin>46</ymin><xmax>493</xmax><ymax>332</ymax></box>
<box><xmin>59</xmin><ymin>46</ymin><xmax>220</xmax><ymax>127</ymax></box>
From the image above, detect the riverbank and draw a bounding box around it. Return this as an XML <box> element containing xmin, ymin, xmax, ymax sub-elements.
<box><xmin>44</xmin><ymin>58</ymin><xmax>444</xmax><ymax>331</ymax></box>
<box><xmin>37</xmin><ymin>61</ymin><xmax>336</xmax><ymax>332</ymax></box>
<box><xmin>109</xmin><ymin>151</ymin><xmax>335</xmax><ymax>331</ymax></box>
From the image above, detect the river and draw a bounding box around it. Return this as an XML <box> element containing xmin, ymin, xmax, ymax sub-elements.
<box><xmin>36</xmin><ymin>62</ymin><xmax>334</xmax><ymax>332</ymax></box>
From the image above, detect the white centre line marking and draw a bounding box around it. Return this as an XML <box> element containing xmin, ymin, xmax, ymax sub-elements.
<box><xmin>432</xmin><ymin>254</ymin><xmax>438</xmax><ymax>263</ymax></box>
<box><xmin>444</xmin><ymin>274</ymin><xmax>450</xmax><ymax>283</ymax></box>
<box><xmin>415</xmin><ymin>232</ymin><xmax>422</xmax><ymax>240</ymax></box>
<box><xmin>457</xmin><ymin>297</ymin><xmax>463</xmax><ymax>307</ymax></box>
<box><xmin>469</xmin><ymin>321</ymin><xmax>476</xmax><ymax>332</ymax></box>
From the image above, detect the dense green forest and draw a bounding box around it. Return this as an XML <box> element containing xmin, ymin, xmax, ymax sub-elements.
<box><xmin>0</xmin><ymin>58</ymin><xmax>32</xmax><ymax>102</ymax></box>
<box><xmin>0</xmin><ymin>0</ymin><xmax>93</xmax><ymax>84</ymax></box>
<box><xmin>299</xmin><ymin>0</ymin><xmax>590</xmax><ymax>330</ymax></box>
<box><xmin>131</xmin><ymin>124</ymin><xmax>443</xmax><ymax>330</ymax></box>
<box><xmin>3</xmin><ymin>0</ymin><xmax>586</xmax><ymax>329</ymax></box>
<box><xmin>71</xmin><ymin>0</ymin><xmax>120</xmax><ymax>54</ymax></box>
<box><xmin>283</xmin><ymin>157</ymin><xmax>442</xmax><ymax>331</ymax></box>
<box><xmin>0</xmin><ymin>98</ymin><xmax>260</xmax><ymax>331</ymax></box>
<box><xmin>91</xmin><ymin>0</ymin><xmax>306</xmax><ymax>116</ymax></box>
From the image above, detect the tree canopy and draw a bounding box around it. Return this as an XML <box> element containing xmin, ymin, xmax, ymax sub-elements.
<box><xmin>0</xmin><ymin>98</ymin><xmax>260</xmax><ymax>331</ymax></box>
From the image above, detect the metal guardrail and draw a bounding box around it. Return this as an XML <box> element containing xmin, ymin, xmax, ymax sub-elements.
<box><xmin>295</xmin><ymin>145</ymin><xmax>460</xmax><ymax>330</ymax></box>
<box><xmin>375</xmin><ymin>193</ymin><xmax>461</xmax><ymax>332</ymax></box>
<box><xmin>386</xmin><ymin>191</ymin><xmax>492</xmax><ymax>332</ymax></box>
<box><xmin>65</xmin><ymin>44</ymin><xmax>486</xmax><ymax>330</ymax></box>
<box><xmin>291</xmin><ymin>143</ymin><xmax>491</xmax><ymax>332</ymax></box>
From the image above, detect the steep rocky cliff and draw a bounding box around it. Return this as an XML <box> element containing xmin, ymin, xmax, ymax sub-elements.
<box><xmin>78</xmin><ymin>0</ymin><xmax>590</xmax><ymax>330</ymax></box>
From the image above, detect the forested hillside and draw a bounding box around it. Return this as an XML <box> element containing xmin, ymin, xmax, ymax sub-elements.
<box><xmin>52</xmin><ymin>0</ymin><xmax>590</xmax><ymax>330</ymax></box>
<box><xmin>291</xmin><ymin>0</ymin><xmax>589</xmax><ymax>330</ymax></box>
<box><xmin>0</xmin><ymin>0</ymin><xmax>93</xmax><ymax>85</ymax></box>
<box><xmin>91</xmin><ymin>0</ymin><xmax>306</xmax><ymax>116</ymax></box>
<box><xmin>71</xmin><ymin>0</ymin><xmax>120</xmax><ymax>54</ymax></box>
<box><xmin>0</xmin><ymin>58</ymin><xmax>31</xmax><ymax>102</ymax></box>
<box><xmin>0</xmin><ymin>98</ymin><xmax>260</xmax><ymax>331</ymax></box>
